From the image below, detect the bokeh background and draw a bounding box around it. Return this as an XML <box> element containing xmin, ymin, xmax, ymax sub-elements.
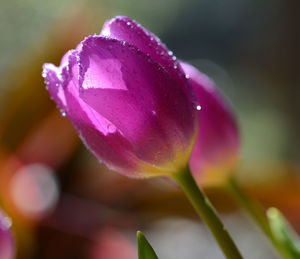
<box><xmin>0</xmin><ymin>0</ymin><xmax>299</xmax><ymax>258</ymax></box>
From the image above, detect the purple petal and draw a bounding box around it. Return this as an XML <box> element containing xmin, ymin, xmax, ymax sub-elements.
<box><xmin>101</xmin><ymin>17</ymin><xmax>195</xmax><ymax>102</ymax></box>
<box><xmin>78</xmin><ymin>36</ymin><xmax>197</xmax><ymax>169</ymax></box>
<box><xmin>0</xmin><ymin>209</ymin><xmax>15</xmax><ymax>259</ymax></box>
<box><xmin>44</xmin><ymin>51</ymin><xmax>142</xmax><ymax>177</ymax></box>
<box><xmin>42</xmin><ymin>63</ymin><xmax>66</xmax><ymax>112</ymax></box>
<box><xmin>181</xmin><ymin>62</ymin><xmax>239</xmax><ymax>181</ymax></box>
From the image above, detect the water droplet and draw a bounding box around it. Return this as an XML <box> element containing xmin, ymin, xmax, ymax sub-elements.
<box><xmin>172</xmin><ymin>56</ymin><xmax>177</xmax><ymax>61</ymax></box>
<box><xmin>196</xmin><ymin>105</ymin><xmax>201</xmax><ymax>111</ymax></box>
<box><xmin>168</xmin><ymin>50</ymin><xmax>173</xmax><ymax>56</ymax></box>
<box><xmin>185</xmin><ymin>74</ymin><xmax>190</xmax><ymax>79</ymax></box>
<box><xmin>107</xmin><ymin>122</ymin><xmax>116</xmax><ymax>133</ymax></box>
<box><xmin>126</xmin><ymin>21</ymin><xmax>131</xmax><ymax>26</ymax></box>
<box><xmin>42</xmin><ymin>71</ymin><xmax>47</xmax><ymax>78</ymax></box>
<box><xmin>60</xmin><ymin>109</ymin><xmax>66</xmax><ymax>117</ymax></box>
<box><xmin>55</xmin><ymin>83</ymin><xmax>59</xmax><ymax>87</ymax></box>
<box><xmin>173</xmin><ymin>65</ymin><xmax>177</xmax><ymax>69</ymax></box>
<box><xmin>150</xmin><ymin>37</ymin><xmax>154</xmax><ymax>41</ymax></box>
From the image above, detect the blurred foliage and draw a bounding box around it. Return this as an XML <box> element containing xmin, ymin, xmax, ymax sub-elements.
<box><xmin>137</xmin><ymin>231</ymin><xmax>159</xmax><ymax>259</ymax></box>
<box><xmin>267</xmin><ymin>208</ymin><xmax>300</xmax><ymax>259</ymax></box>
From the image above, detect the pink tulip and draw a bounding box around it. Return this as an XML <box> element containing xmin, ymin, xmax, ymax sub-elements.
<box><xmin>181</xmin><ymin>62</ymin><xmax>239</xmax><ymax>185</ymax></box>
<box><xmin>43</xmin><ymin>16</ymin><xmax>199</xmax><ymax>178</ymax></box>
<box><xmin>0</xmin><ymin>209</ymin><xmax>15</xmax><ymax>259</ymax></box>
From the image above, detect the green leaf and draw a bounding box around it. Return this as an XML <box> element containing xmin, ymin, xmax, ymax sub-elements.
<box><xmin>137</xmin><ymin>231</ymin><xmax>159</xmax><ymax>259</ymax></box>
<box><xmin>267</xmin><ymin>207</ymin><xmax>300</xmax><ymax>259</ymax></box>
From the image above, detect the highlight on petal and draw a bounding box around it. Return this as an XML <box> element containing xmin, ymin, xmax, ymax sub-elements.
<box><xmin>0</xmin><ymin>209</ymin><xmax>15</xmax><ymax>259</ymax></box>
<box><xmin>58</xmin><ymin>50</ymin><xmax>142</xmax><ymax>177</ymax></box>
<box><xmin>181</xmin><ymin>62</ymin><xmax>240</xmax><ymax>185</ymax></box>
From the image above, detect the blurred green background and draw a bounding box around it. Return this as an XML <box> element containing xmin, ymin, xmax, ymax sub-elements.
<box><xmin>0</xmin><ymin>0</ymin><xmax>299</xmax><ymax>258</ymax></box>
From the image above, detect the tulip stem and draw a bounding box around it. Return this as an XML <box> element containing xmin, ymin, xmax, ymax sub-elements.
<box><xmin>172</xmin><ymin>167</ymin><xmax>243</xmax><ymax>259</ymax></box>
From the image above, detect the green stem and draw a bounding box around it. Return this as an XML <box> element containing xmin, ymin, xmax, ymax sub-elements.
<box><xmin>172</xmin><ymin>166</ymin><xmax>243</xmax><ymax>259</ymax></box>
<box><xmin>226</xmin><ymin>177</ymin><xmax>282</xmax><ymax>256</ymax></box>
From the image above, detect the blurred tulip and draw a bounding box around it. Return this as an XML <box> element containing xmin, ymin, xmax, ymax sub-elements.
<box><xmin>0</xmin><ymin>208</ymin><xmax>14</xmax><ymax>259</ymax></box>
<box><xmin>181</xmin><ymin>62</ymin><xmax>239</xmax><ymax>185</ymax></box>
<box><xmin>43</xmin><ymin>16</ymin><xmax>199</xmax><ymax>178</ymax></box>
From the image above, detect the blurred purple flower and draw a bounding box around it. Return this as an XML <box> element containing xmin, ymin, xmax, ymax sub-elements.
<box><xmin>0</xmin><ymin>209</ymin><xmax>14</xmax><ymax>259</ymax></box>
<box><xmin>181</xmin><ymin>62</ymin><xmax>240</xmax><ymax>185</ymax></box>
<box><xmin>43</xmin><ymin>16</ymin><xmax>199</xmax><ymax>178</ymax></box>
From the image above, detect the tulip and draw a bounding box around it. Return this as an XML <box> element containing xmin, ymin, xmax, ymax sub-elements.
<box><xmin>42</xmin><ymin>16</ymin><xmax>242</xmax><ymax>258</ymax></box>
<box><xmin>180</xmin><ymin>62</ymin><xmax>240</xmax><ymax>185</ymax></box>
<box><xmin>0</xmin><ymin>208</ymin><xmax>14</xmax><ymax>259</ymax></box>
<box><xmin>43</xmin><ymin>16</ymin><xmax>199</xmax><ymax>178</ymax></box>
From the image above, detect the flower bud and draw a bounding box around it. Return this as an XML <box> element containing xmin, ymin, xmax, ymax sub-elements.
<box><xmin>181</xmin><ymin>62</ymin><xmax>239</xmax><ymax>185</ymax></box>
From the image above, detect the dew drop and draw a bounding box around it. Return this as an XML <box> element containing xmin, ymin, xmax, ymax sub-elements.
<box><xmin>168</xmin><ymin>50</ymin><xmax>173</xmax><ymax>56</ymax></box>
<box><xmin>185</xmin><ymin>74</ymin><xmax>190</xmax><ymax>79</ymax></box>
<box><xmin>126</xmin><ymin>21</ymin><xmax>131</xmax><ymax>26</ymax></box>
<box><xmin>60</xmin><ymin>109</ymin><xmax>66</xmax><ymax>117</ymax></box>
<box><xmin>173</xmin><ymin>65</ymin><xmax>177</xmax><ymax>69</ymax></box>
<box><xmin>107</xmin><ymin>122</ymin><xmax>116</xmax><ymax>133</ymax></box>
<box><xmin>196</xmin><ymin>105</ymin><xmax>201</xmax><ymax>111</ymax></box>
<box><xmin>172</xmin><ymin>56</ymin><xmax>177</xmax><ymax>61</ymax></box>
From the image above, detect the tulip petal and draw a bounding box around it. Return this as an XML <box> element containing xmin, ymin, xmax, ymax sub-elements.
<box><xmin>44</xmin><ymin>51</ymin><xmax>142</xmax><ymax>177</ymax></box>
<box><xmin>42</xmin><ymin>63</ymin><xmax>66</xmax><ymax>112</ymax></box>
<box><xmin>180</xmin><ymin>62</ymin><xmax>239</xmax><ymax>178</ymax></box>
<box><xmin>78</xmin><ymin>36</ymin><xmax>196</xmax><ymax>168</ymax></box>
<box><xmin>101</xmin><ymin>16</ymin><xmax>192</xmax><ymax>96</ymax></box>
